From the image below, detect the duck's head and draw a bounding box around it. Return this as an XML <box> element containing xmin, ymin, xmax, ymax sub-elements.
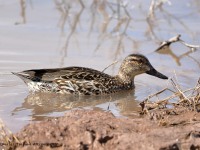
<box><xmin>118</xmin><ymin>54</ymin><xmax>168</xmax><ymax>81</ymax></box>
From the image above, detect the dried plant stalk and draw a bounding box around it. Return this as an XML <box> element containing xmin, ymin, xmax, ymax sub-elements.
<box><xmin>155</xmin><ymin>34</ymin><xmax>200</xmax><ymax>52</ymax></box>
<box><xmin>140</xmin><ymin>77</ymin><xmax>200</xmax><ymax>114</ymax></box>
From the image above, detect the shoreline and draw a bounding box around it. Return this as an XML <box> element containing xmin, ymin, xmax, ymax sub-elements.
<box><xmin>1</xmin><ymin>106</ymin><xmax>200</xmax><ymax>150</ymax></box>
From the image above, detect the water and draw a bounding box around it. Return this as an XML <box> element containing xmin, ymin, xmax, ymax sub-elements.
<box><xmin>0</xmin><ymin>0</ymin><xmax>199</xmax><ymax>132</ymax></box>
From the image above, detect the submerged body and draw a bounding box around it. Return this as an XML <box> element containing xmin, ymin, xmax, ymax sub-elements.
<box><xmin>13</xmin><ymin>54</ymin><xmax>168</xmax><ymax>95</ymax></box>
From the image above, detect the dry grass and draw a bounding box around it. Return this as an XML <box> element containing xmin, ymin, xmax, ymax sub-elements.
<box><xmin>0</xmin><ymin>119</ymin><xmax>20</xmax><ymax>149</ymax></box>
<box><xmin>140</xmin><ymin>77</ymin><xmax>200</xmax><ymax>114</ymax></box>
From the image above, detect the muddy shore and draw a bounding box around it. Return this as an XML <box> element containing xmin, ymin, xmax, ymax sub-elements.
<box><xmin>4</xmin><ymin>106</ymin><xmax>200</xmax><ymax>150</ymax></box>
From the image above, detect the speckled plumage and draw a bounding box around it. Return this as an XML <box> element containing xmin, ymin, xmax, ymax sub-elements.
<box><xmin>12</xmin><ymin>54</ymin><xmax>168</xmax><ymax>95</ymax></box>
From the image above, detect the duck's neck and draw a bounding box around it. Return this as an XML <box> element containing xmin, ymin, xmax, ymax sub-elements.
<box><xmin>116</xmin><ymin>71</ymin><xmax>134</xmax><ymax>84</ymax></box>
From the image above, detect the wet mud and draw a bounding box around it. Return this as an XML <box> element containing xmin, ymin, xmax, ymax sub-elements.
<box><xmin>8</xmin><ymin>107</ymin><xmax>200</xmax><ymax>150</ymax></box>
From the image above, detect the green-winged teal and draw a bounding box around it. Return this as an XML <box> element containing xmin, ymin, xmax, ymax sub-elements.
<box><xmin>12</xmin><ymin>54</ymin><xmax>168</xmax><ymax>95</ymax></box>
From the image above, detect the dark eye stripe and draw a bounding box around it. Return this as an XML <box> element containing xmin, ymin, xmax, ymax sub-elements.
<box><xmin>129</xmin><ymin>58</ymin><xmax>137</xmax><ymax>61</ymax></box>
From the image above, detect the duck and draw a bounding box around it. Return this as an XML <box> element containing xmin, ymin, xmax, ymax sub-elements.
<box><xmin>12</xmin><ymin>54</ymin><xmax>168</xmax><ymax>95</ymax></box>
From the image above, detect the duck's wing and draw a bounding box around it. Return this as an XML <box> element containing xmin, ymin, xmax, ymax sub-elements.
<box><xmin>53</xmin><ymin>67</ymin><xmax>117</xmax><ymax>94</ymax></box>
<box><xmin>13</xmin><ymin>67</ymin><xmax>114</xmax><ymax>83</ymax></box>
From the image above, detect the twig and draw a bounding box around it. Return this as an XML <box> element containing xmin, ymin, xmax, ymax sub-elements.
<box><xmin>179</xmin><ymin>40</ymin><xmax>200</xmax><ymax>51</ymax></box>
<box><xmin>155</xmin><ymin>34</ymin><xmax>200</xmax><ymax>52</ymax></box>
<box><xmin>102</xmin><ymin>60</ymin><xmax>119</xmax><ymax>72</ymax></box>
<box><xmin>155</xmin><ymin>35</ymin><xmax>181</xmax><ymax>51</ymax></box>
<box><xmin>170</xmin><ymin>78</ymin><xmax>190</xmax><ymax>102</ymax></box>
<box><xmin>107</xmin><ymin>96</ymin><xmax>112</xmax><ymax>111</ymax></box>
<box><xmin>143</xmin><ymin>88</ymin><xmax>168</xmax><ymax>101</ymax></box>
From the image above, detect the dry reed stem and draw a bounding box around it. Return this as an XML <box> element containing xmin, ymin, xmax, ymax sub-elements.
<box><xmin>140</xmin><ymin>77</ymin><xmax>200</xmax><ymax>114</ymax></box>
<box><xmin>155</xmin><ymin>34</ymin><xmax>200</xmax><ymax>52</ymax></box>
<box><xmin>102</xmin><ymin>60</ymin><xmax>119</xmax><ymax>72</ymax></box>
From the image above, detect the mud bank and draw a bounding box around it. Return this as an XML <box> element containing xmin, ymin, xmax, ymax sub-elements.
<box><xmin>6</xmin><ymin>107</ymin><xmax>199</xmax><ymax>150</ymax></box>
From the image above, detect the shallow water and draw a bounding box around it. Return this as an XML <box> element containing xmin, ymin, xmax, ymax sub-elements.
<box><xmin>0</xmin><ymin>0</ymin><xmax>199</xmax><ymax>132</ymax></box>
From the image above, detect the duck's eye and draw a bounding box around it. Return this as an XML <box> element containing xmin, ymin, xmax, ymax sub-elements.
<box><xmin>129</xmin><ymin>58</ymin><xmax>138</xmax><ymax>62</ymax></box>
<box><xmin>129</xmin><ymin>58</ymin><xmax>143</xmax><ymax>63</ymax></box>
<box><xmin>137</xmin><ymin>59</ymin><xmax>143</xmax><ymax>63</ymax></box>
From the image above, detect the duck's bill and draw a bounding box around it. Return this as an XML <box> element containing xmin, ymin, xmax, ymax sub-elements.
<box><xmin>146</xmin><ymin>69</ymin><xmax>168</xmax><ymax>79</ymax></box>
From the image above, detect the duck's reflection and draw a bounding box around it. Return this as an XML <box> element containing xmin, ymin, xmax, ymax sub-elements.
<box><xmin>12</xmin><ymin>90</ymin><xmax>140</xmax><ymax>121</ymax></box>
